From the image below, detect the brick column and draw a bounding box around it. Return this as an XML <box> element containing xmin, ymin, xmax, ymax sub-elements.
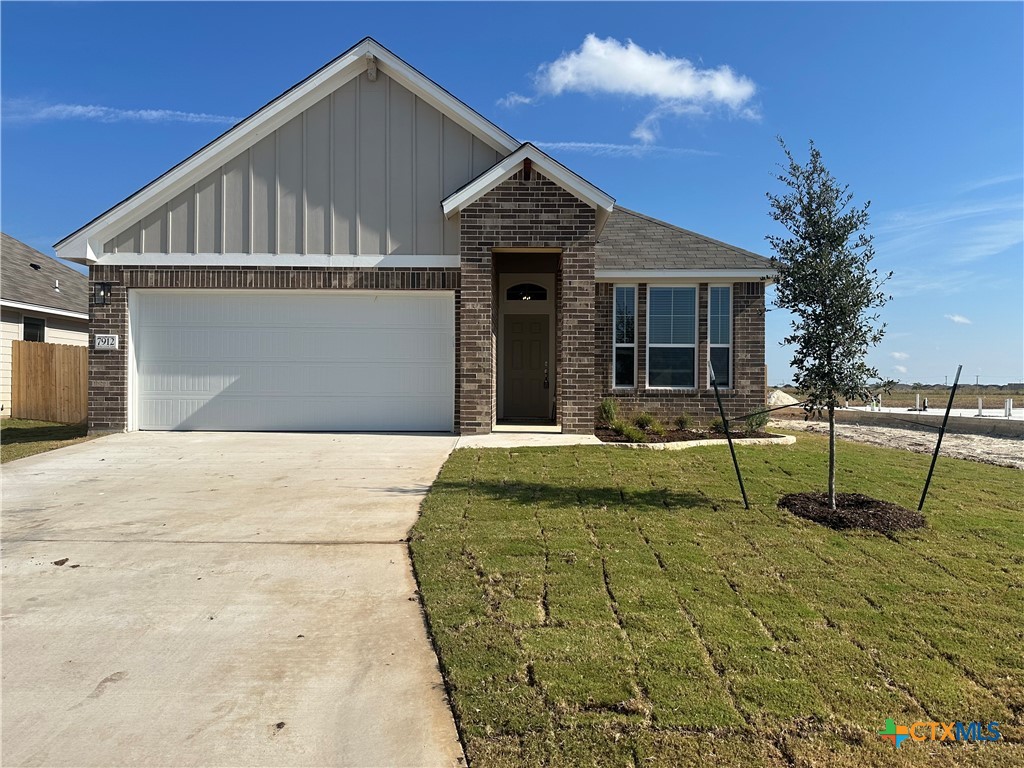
<box><xmin>559</xmin><ymin>245</ymin><xmax>596</xmax><ymax>433</ymax></box>
<box><xmin>457</xmin><ymin>248</ymin><xmax>495</xmax><ymax>434</ymax></box>
<box><xmin>88</xmin><ymin>265</ymin><xmax>129</xmax><ymax>432</ymax></box>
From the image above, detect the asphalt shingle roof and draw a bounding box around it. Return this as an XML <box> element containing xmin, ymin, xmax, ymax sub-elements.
<box><xmin>1</xmin><ymin>233</ymin><xmax>88</xmax><ymax>314</ymax></box>
<box><xmin>596</xmin><ymin>206</ymin><xmax>772</xmax><ymax>272</ymax></box>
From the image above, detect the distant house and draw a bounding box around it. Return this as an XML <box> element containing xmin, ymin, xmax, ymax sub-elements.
<box><xmin>1</xmin><ymin>233</ymin><xmax>89</xmax><ymax>416</ymax></box>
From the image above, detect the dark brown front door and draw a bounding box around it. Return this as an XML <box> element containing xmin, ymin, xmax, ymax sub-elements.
<box><xmin>503</xmin><ymin>314</ymin><xmax>549</xmax><ymax>420</ymax></box>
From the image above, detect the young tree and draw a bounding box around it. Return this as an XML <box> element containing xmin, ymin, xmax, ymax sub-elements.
<box><xmin>766</xmin><ymin>139</ymin><xmax>891</xmax><ymax>510</ymax></box>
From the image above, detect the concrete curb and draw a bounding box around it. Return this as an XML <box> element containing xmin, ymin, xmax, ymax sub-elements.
<box><xmin>606</xmin><ymin>433</ymin><xmax>796</xmax><ymax>451</ymax></box>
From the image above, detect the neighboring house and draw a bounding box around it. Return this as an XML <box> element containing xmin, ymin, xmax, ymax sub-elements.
<box><xmin>55</xmin><ymin>38</ymin><xmax>772</xmax><ymax>435</ymax></box>
<box><xmin>1</xmin><ymin>233</ymin><xmax>89</xmax><ymax>417</ymax></box>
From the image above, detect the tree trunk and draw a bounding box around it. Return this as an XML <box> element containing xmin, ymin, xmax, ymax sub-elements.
<box><xmin>828</xmin><ymin>404</ymin><xmax>837</xmax><ymax>510</ymax></box>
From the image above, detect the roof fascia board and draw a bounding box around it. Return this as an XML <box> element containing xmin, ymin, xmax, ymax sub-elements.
<box><xmin>595</xmin><ymin>269</ymin><xmax>776</xmax><ymax>282</ymax></box>
<box><xmin>57</xmin><ymin>38</ymin><xmax>520</xmax><ymax>262</ymax></box>
<box><xmin>0</xmin><ymin>299</ymin><xmax>89</xmax><ymax>320</ymax></box>
<box><xmin>442</xmin><ymin>144</ymin><xmax>614</xmax><ymax>221</ymax></box>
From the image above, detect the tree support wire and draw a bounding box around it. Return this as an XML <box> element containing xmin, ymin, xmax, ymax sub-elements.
<box><xmin>918</xmin><ymin>364</ymin><xmax>962</xmax><ymax>512</ymax></box>
<box><xmin>711</xmin><ymin>368</ymin><xmax>749</xmax><ymax>510</ymax></box>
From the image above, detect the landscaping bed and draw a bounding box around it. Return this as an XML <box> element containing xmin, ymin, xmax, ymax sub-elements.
<box><xmin>595</xmin><ymin>425</ymin><xmax>771</xmax><ymax>443</ymax></box>
<box><xmin>594</xmin><ymin>399</ymin><xmax>772</xmax><ymax>444</ymax></box>
<box><xmin>411</xmin><ymin>432</ymin><xmax>1023</xmax><ymax>767</ymax></box>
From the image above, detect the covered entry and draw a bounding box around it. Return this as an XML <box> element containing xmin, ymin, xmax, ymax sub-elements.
<box><xmin>496</xmin><ymin>260</ymin><xmax>556</xmax><ymax>425</ymax></box>
<box><xmin>130</xmin><ymin>290</ymin><xmax>455</xmax><ymax>432</ymax></box>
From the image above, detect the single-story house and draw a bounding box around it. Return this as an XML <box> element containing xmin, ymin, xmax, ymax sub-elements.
<box><xmin>55</xmin><ymin>38</ymin><xmax>772</xmax><ymax>435</ymax></box>
<box><xmin>1</xmin><ymin>233</ymin><xmax>89</xmax><ymax>416</ymax></box>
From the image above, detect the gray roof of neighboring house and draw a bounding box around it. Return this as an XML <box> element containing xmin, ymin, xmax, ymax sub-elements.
<box><xmin>596</xmin><ymin>206</ymin><xmax>773</xmax><ymax>272</ymax></box>
<box><xmin>1</xmin><ymin>233</ymin><xmax>88</xmax><ymax>315</ymax></box>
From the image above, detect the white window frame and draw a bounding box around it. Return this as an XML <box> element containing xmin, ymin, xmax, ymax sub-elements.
<box><xmin>645</xmin><ymin>285</ymin><xmax>698</xmax><ymax>390</ymax></box>
<box><xmin>612</xmin><ymin>285</ymin><xmax>637</xmax><ymax>389</ymax></box>
<box><xmin>708</xmin><ymin>285</ymin><xmax>732</xmax><ymax>389</ymax></box>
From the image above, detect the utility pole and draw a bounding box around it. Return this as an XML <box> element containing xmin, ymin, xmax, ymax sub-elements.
<box><xmin>976</xmin><ymin>375</ymin><xmax>980</xmax><ymax>385</ymax></box>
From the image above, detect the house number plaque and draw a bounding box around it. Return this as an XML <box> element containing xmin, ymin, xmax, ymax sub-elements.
<box><xmin>95</xmin><ymin>334</ymin><xmax>119</xmax><ymax>350</ymax></box>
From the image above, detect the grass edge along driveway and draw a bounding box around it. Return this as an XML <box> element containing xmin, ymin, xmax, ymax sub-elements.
<box><xmin>411</xmin><ymin>433</ymin><xmax>1022</xmax><ymax>767</ymax></box>
<box><xmin>1</xmin><ymin>419</ymin><xmax>97</xmax><ymax>463</ymax></box>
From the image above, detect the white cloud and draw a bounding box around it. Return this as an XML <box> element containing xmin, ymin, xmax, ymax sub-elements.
<box><xmin>532</xmin><ymin>141</ymin><xmax>716</xmax><ymax>158</ymax></box>
<box><xmin>877</xmin><ymin>196</ymin><xmax>1022</xmax><ymax>267</ymax></box>
<box><xmin>497</xmin><ymin>92</ymin><xmax>533</xmax><ymax>108</ymax></box>
<box><xmin>3</xmin><ymin>98</ymin><xmax>237</xmax><ymax>125</ymax></box>
<box><xmin>890</xmin><ymin>352</ymin><xmax>910</xmax><ymax>360</ymax></box>
<box><xmin>530</xmin><ymin>35</ymin><xmax>757</xmax><ymax>143</ymax></box>
<box><xmin>894</xmin><ymin>365</ymin><xmax>908</xmax><ymax>374</ymax></box>
<box><xmin>944</xmin><ymin>314</ymin><xmax>972</xmax><ymax>325</ymax></box>
<box><xmin>959</xmin><ymin>173</ymin><xmax>1023</xmax><ymax>193</ymax></box>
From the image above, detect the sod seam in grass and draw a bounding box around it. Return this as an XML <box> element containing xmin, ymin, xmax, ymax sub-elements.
<box><xmin>412</xmin><ymin>435</ymin><xmax>1023</xmax><ymax>767</ymax></box>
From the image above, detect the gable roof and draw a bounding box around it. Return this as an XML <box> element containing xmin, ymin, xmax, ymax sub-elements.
<box><xmin>55</xmin><ymin>37</ymin><xmax>520</xmax><ymax>263</ymax></box>
<box><xmin>441</xmin><ymin>142</ymin><xmax>615</xmax><ymax>233</ymax></box>
<box><xmin>1</xmin><ymin>233</ymin><xmax>89</xmax><ymax>317</ymax></box>
<box><xmin>595</xmin><ymin>207</ymin><xmax>773</xmax><ymax>276</ymax></box>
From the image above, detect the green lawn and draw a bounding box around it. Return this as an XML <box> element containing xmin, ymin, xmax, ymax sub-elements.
<box><xmin>410</xmin><ymin>434</ymin><xmax>1023</xmax><ymax>767</ymax></box>
<box><xmin>1</xmin><ymin>418</ymin><xmax>96</xmax><ymax>463</ymax></box>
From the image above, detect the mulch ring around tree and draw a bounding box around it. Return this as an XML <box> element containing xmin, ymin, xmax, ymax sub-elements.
<box><xmin>779</xmin><ymin>492</ymin><xmax>926</xmax><ymax>535</ymax></box>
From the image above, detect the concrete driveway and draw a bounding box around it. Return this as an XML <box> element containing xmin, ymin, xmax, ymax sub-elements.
<box><xmin>1</xmin><ymin>432</ymin><xmax>463</xmax><ymax>767</ymax></box>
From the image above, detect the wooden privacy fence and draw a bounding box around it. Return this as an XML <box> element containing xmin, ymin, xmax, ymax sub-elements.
<box><xmin>12</xmin><ymin>341</ymin><xmax>88</xmax><ymax>423</ymax></box>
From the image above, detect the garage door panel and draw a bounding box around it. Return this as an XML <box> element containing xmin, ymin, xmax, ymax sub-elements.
<box><xmin>138</xmin><ymin>361</ymin><xmax>453</xmax><ymax>397</ymax></box>
<box><xmin>140</xmin><ymin>327</ymin><xmax>452</xmax><ymax>363</ymax></box>
<box><xmin>133</xmin><ymin>291</ymin><xmax>455</xmax><ymax>431</ymax></box>
<box><xmin>143</xmin><ymin>293</ymin><xmax>454</xmax><ymax>330</ymax></box>
<box><xmin>139</xmin><ymin>394</ymin><xmax>454</xmax><ymax>432</ymax></box>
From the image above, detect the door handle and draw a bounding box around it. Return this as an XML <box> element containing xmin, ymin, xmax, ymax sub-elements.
<box><xmin>543</xmin><ymin>361</ymin><xmax>549</xmax><ymax>389</ymax></box>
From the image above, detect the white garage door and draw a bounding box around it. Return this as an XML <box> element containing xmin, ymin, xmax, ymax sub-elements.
<box><xmin>131</xmin><ymin>290</ymin><xmax>455</xmax><ymax>432</ymax></box>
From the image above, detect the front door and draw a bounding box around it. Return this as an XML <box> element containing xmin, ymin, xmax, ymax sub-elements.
<box><xmin>503</xmin><ymin>314</ymin><xmax>550</xmax><ymax>420</ymax></box>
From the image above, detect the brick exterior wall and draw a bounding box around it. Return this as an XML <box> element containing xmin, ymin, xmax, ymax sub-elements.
<box><xmin>595</xmin><ymin>282</ymin><xmax>766</xmax><ymax>425</ymax></box>
<box><xmin>87</xmin><ymin>209</ymin><xmax>766</xmax><ymax>437</ymax></box>
<box><xmin>458</xmin><ymin>169</ymin><xmax>596</xmax><ymax>434</ymax></box>
<box><xmin>87</xmin><ymin>265</ymin><xmax>459</xmax><ymax>432</ymax></box>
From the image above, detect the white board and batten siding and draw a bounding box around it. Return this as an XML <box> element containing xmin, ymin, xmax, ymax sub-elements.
<box><xmin>105</xmin><ymin>71</ymin><xmax>502</xmax><ymax>258</ymax></box>
<box><xmin>131</xmin><ymin>290</ymin><xmax>455</xmax><ymax>432</ymax></box>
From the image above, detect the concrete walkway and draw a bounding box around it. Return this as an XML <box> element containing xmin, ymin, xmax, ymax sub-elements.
<box><xmin>1</xmin><ymin>432</ymin><xmax>464</xmax><ymax>767</ymax></box>
<box><xmin>455</xmin><ymin>432</ymin><xmax>602</xmax><ymax>449</ymax></box>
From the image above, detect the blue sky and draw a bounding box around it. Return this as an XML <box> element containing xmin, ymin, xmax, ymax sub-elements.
<box><xmin>3</xmin><ymin>2</ymin><xmax>1022</xmax><ymax>385</ymax></box>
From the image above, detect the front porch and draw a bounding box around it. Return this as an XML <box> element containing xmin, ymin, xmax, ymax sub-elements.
<box><xmin>453</xmin><ymin>166</ymin><xmax>599</xmax><ymax>435</ymax></box>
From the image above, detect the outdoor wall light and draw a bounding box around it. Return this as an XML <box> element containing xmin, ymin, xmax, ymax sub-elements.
<box><xmin>94</xmin><ymin>282</ymin><xmax>112</xmax><ymax>306</ymax></box>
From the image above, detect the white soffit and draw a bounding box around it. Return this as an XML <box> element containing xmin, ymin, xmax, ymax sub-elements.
<box><xmin>441</xmin><ymin>143</ymin><xmax>616</xmax><ymax>232</ymax></box>
<box><xmin>55</xmin><ymin>38</ymin><xmax>519</xmax><ymax>264</ymax></box>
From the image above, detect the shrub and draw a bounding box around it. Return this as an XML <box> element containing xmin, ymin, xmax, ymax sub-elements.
<box><xmin>674</xmin><ymin>413</ymin><xmax>693</xmax><ymax>431</ymax></box>
<box><xmin>745</xmin><ymin>411</ymin><xmax>769</xmax><ymax>435</ymax></box>
<box><xmin>633</xmin><ymin>413</ymin><xmax>667</xmax><ymax>436</ymax></box>
<box><xmin>709</xmin><ymin>417</ymin><xmax>727</xmax><ymax>434</ymax></box>
<box><xmin>611</xmin><ymin>420</ymin><xmax>646</xmax><ymax>443</ymax></box>
<box><xmin>598</xmin><ymin>398</ymin><xmax>619</xmax><ymax>425</ymax></box>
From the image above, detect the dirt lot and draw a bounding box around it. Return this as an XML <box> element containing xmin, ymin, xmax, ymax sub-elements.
<box><xmin>772</xmin><ymin>419</ymin><xmax>1024</xmax><ymax>470</ymax></box>
<box><xmin>778</xmin><ymin>387</ymin><xmax>1024</xmax><ymax>411</ymax></box>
